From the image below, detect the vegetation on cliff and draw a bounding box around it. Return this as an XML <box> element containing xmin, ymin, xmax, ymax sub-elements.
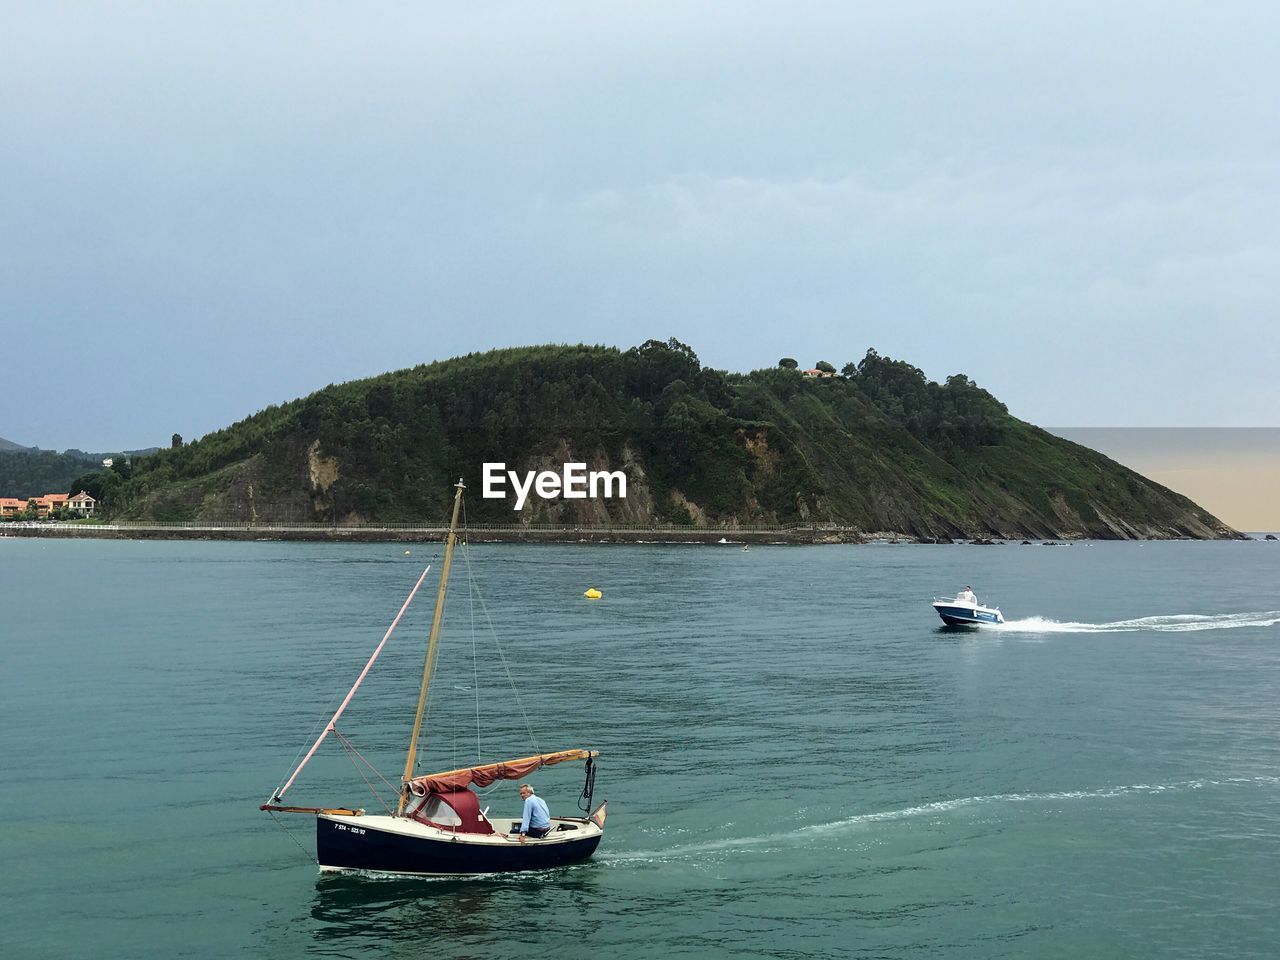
<box><xmin>66</xmin><ymin>339</ymin><xmax>1236</xmax><ymax>539</ymax></box>
<box><xmin>0</xmin><ymin>449</ymin><xmax>102</xmax><ymax>499</ymax></box>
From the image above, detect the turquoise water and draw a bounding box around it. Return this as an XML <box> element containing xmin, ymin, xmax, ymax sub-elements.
<box><xmin>2</xmin><ymin>537</ymin><xmax>1278</xmax><ymax>958</ymax></box>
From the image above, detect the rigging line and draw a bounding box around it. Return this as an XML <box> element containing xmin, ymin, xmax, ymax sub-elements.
<box><xmin>334</xmin><ymin>729</ymin><xmax>394</xmax><ymax>815</ymax></box>
<box><xmin>276</xmin><ymin>565</ymin><xmax>432</xmax><ymax>801</ymax></box>
<box><xmin>332</xmin><ymin>729</ymin><xmax>399</xmax><ymax>811</ymax></box>
<box><xmin>418</xmin><ymin>666</ymin><xmax>436</xmax><ymax>775</ymax></box>
<box><xmin>459</xmin><ymin>539</ymin><xmax>540</xmax><ymax>753</ymax></box>
<box><xmin>465</xmin><ymin>497</ymin><xmax>482</xmax><ymax>762</ymax></box>
<box><xmin>271</xmin><ymin>684</ymin><xmax>349</xmax><ymax>800</ymax></box>
<box><xmin>267</xmin><ymin>810</ymin><xmax>318</xmax><ymax>866</ymax></box>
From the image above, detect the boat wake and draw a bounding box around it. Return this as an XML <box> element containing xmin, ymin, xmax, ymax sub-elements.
<box><xmin>604</xmin><ymin>776</ymin><xmax>1280</xmax><ymax>864</ymax></box>
<box><xmin>990</xmin><ymin>611</ymin><xmax>1280</xmax><ymax>634</ymax></box>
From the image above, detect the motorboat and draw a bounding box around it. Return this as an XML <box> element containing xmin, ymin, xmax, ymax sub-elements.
<box><xmin>932</xmin><ymin>594</ymin><xmax>1004</xmax><ymax>626</ymax></box>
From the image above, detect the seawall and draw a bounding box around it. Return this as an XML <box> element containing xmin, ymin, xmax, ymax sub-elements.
<box><xmin>0</xmin><ymin>522</ymin><xmax>869</xmax><ymax>545</ymax></box>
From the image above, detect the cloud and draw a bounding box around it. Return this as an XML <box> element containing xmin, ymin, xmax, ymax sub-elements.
<box><xmin>2</xmin><ymin>2</ymin><xmax>1278</xmax><ymax>445</ymax></box>
<box><xmin>495</xmin><ymin>161</ymin><xmax>1278</xmax><ymax>423</ymax></box>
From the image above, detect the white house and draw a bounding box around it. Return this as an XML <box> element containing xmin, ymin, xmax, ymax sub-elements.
<box><xmin>68</xmin><ymin>491</ymin><xmax>97</xmax><ymax>515</ymax></box>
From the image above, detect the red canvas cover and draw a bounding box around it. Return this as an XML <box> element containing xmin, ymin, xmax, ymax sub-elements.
<box><xmin>408</xmin><ymin>789</ymin><xmax>494</xmax><ymax>835</ymax></box>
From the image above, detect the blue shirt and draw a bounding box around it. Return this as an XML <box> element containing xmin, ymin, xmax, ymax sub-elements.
<box><xmin>520</xmin><ymin>795</ymin><xmax>550</xmax><ymax>832</ymax></box>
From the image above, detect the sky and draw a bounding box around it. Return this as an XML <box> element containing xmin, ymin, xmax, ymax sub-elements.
<box><xmin>2</xmin><ymin>2</ymin><xmax>1278</xmax><ymax>451</ymax></box>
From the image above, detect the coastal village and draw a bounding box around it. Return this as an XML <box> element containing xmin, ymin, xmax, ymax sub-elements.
<box><xmin>0</xmin><ymin>491</ymin><xmax>96</xmax><ymax>520</ymax></box>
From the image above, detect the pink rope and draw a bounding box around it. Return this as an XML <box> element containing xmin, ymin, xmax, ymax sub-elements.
<box><xmin>274</xmin><ymin>565</ymin><xmax>431</xmax><ymax>800</ymax></box>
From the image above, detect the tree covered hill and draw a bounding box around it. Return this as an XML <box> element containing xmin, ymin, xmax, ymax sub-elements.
<box><xmin>70</xmin><ymin>339</ymin><xmax>1237</xmax><ymax>539</ymax></box>
<box><xmin>0</xmin><ymin>446</ymin><xmax>161</xmax><ymax>500</ymax></box>
<box><xmin>0</xmin><ymin>449</ymin><xmax>101</xmax><ymax>499</ymax></box>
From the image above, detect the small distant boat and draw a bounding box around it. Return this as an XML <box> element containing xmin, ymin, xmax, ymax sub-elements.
<box><xmin>932</xmin><ymin>594</ymin><xmax>1004</xmax><ymax>626</ymax></box>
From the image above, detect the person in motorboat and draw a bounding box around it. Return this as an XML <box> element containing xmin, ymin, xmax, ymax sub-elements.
<box><xmin>959</xmin><ymin>586</ymin><xmax>977</xmax><ymax>604</ymax></box>
<box><xmin>516</xmin><ymin>783</ymin><xmax>551</xmax><ymax>843</ymax></box>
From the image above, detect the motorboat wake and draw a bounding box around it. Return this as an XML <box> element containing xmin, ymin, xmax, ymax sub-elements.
<box><xmin>993</xmin><ymin>611</ymin><xmax>1280</xmax><ymax>634</ymax></box>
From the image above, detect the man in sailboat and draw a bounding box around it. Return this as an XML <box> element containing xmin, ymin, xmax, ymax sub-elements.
<box><xmin>517</xmin><ymin>783</ymin><xmax>551</xmax><ymax>843</ymax></box>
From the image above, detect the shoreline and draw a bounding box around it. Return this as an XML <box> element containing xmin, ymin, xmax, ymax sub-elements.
<box><xmin>0</xmin><ymin>523</ymin><xmax>1266</xmax><ymax>545</ymax></box>
<box><xmin>0</xmin><ymin>523</ymin><xmax>860</xmax><ymax>545</ymax></box>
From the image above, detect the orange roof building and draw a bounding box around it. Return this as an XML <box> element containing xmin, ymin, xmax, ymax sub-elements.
<box><xmin>24</xmin><ymin>493</ymin><xmax>70</xmax><ymax>518</ymax></box>
<box><xmin>2</xmin><ymin>491</ymin><xmax>98</xmax><ymax>518</ymax></box>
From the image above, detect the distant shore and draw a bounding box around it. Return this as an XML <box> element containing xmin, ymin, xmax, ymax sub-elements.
<box><xmin>1</xmin><ymin>522</ymin><xmax>1268</xmax><ymax>545</ymax></box>
<box><xmin>0</xmin><ymin>521</ymin><xmax>859</xmax><ymax>545</ymax></box>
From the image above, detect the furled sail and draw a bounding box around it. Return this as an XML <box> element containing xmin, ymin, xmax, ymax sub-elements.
<box><xmin>407</xmin><ymin>749</ymin><xmax>597</xmax><ymax>795</ymax></box>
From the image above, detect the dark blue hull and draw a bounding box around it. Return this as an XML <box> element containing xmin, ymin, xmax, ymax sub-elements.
<box><xmin>933</xmin><ymin>604</ymin><xmax>1003</xmax><ymax>626</ymax></box>
<box><xmin>316</xmin><ymin>816</ymin><xmax>602</xmax><ymax>875</ymax></box>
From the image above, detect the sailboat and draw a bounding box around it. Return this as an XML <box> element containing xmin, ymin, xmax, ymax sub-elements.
<box><xmin>260</xmin><ymin>480</ymin><xmax>607</xmax><ymax>875</ymax></box>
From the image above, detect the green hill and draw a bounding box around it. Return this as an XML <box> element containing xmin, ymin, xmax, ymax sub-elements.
<box><xmin>0</xmin><ymin>449</ymin><xmax>100</xmax><ymax>499</ymax></box>
<box><xmin>70</xmin><ymin>340</ymin><xmax>1237</xmax><ymax>539</ymax></box>
<box><xmin>0</xmin><ymin>446</ymin><xmax>161</xmax><ymax>501</ymax></box>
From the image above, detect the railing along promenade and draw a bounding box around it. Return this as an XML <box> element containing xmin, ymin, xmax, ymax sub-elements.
<box><xmin>0</xmin><ymin>519</ymin><xmax>863</xmax><ymax>542</ymax></box>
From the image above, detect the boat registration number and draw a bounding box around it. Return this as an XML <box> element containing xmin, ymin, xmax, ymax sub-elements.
<box><xmin>335</xmin><ymin>824</ymin><xmax>366</xmax><ymax>835</ymax></box>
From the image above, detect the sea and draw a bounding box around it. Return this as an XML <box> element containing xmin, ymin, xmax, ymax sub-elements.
<box><xmin>2</xmin><ymin>536</ymin><xmax>1278</xmax><ymax>959</ymax></box>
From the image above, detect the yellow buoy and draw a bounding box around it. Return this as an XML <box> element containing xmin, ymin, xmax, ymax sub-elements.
<box><xmin>584</xmin><ymin>588</ymin><xmax>603</xmax><ymax>600</ymax></box>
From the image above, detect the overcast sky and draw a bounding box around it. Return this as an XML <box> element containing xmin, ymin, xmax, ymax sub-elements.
<box><xmin>3</xmin><ymin>2</ymin><xmax>1277</xmax><ymax>451</ymax></box>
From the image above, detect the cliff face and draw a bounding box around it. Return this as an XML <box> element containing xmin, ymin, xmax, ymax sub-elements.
<box><xmin>99</xmin><ymin>340</ymin><xmax>1238</xmax><ymax>539</ymax></box>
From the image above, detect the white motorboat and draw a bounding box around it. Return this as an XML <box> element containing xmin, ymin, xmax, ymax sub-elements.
<box><xmin>931</xmin><ymin>594</ymin><xmax>1004</xmax><ymax>626</ymax></box>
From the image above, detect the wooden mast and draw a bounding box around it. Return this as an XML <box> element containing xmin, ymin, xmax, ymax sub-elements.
<box><xmin>398</xmin><ymin>479</ymin><xmax>466</xmax><ymax>815</ymax></box>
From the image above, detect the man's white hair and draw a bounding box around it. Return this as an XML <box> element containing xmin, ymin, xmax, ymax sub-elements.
<box><xmin>519</xmin><ymin>783</ymin><xmax>534</xmax><ymax>792</ymax></box>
